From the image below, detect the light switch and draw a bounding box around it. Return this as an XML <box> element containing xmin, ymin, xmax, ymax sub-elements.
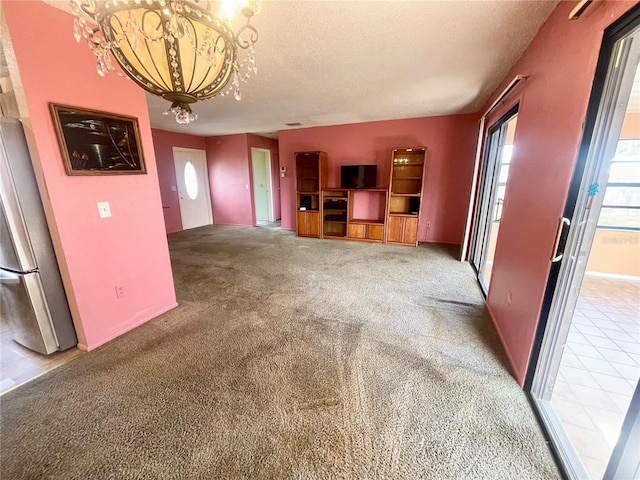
<box><xmin>97</xmin><ymin>201</ymin><xmax>111</xmax><ymax>218</ymax></box>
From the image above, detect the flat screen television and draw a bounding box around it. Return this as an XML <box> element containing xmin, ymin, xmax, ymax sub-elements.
<box><xmin>340</xmin><ymin>165</ymin><xmax>377</xmax><ymax>189</ymax></box>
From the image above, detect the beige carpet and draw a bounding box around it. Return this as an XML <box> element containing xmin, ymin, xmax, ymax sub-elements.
<box><xmin>0</xmin><ymin>225</ymin><xmax>559</xmax><ymax>479</ymax></box>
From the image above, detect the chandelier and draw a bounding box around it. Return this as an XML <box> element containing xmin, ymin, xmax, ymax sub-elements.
<box><xmin>71</xmin><ymin>0</ymin><xmax>263</xmax><ymax>124</ymax></box>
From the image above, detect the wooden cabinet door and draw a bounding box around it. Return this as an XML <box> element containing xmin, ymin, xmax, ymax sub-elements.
<box><xmin>297</xmin><ymin>211</ymin><xmax>309</xmax><ymax>236</ymax></box>
<box><xmin>387</xmin><ymin>216</ymin><xmax>404</xmax><ymax>243</ymax></box>
<box><xmin>308</xmin><ymin>212</ymin><xmax>320</xmax><ymax>237</ymax></box>
<box><xmin>367</xmin><ymin>225</ymin><xmax>384</xmax><ymax>241</ymax></box>
<box><xmin>403</xmin><ymin>217</ymin><xmax>419</xmax><ymax>245</ymax></box>
<box><xmin>387</xmin><ymin>216</ymin><xmax>418</xmax><ymax>245</ymax></box>
<box><xmin>348</xmin><ymin>224</ymin><xmax>366</xmax><ymax>239</ymax></box>
<box><xmin>297</xmin><ymin>211</ymin><xmax>319</xmax><ymax>237</ymax></box>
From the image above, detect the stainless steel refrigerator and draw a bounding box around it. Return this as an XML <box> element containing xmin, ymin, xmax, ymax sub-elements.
<box><xmin>0</xmin><ymin>117</ymin><xmax>77</xmax><ymax>354</ymax></box>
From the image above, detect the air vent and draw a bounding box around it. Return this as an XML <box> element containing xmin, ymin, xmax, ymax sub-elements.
<box><xmin>285</xmin><ymin>122</ymin><xmax>302</xmax><ymax>127</ymax></box>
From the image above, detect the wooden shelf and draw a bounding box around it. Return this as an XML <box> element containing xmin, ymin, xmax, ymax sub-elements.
<box><xmin>296</xmin><ymin>152</ymin><xmax>327</xmax><ymax>238</ymax></box>
<box><xmin>319</xmin><ymin>187</ymin><xmax>388</xmax><ymax>243</ymax></box>
<box><xmin>324</xmin><ymin>235</ymin><xmax>349</xmax><ymax>240</ymax></box>
<box><xmin>356</xmin><ymin>187</ymin><xmax>388</xmax><ymax>192</ymax></box>
<box><xmin>386</xmin><ymin>147</ymin><xmax>427</xmax><ymax>246</ymax></box>
<box><xmin>294</xmin><ymin>150</ymin><xmax>427</xmax><ymax>246</ymax></box>
<box><xmin>325</xmin><ymin>187</ymin><xmax>388</xmax><ymax>192</ymax></box>
<box><xmin>350</xmin><ymin>219</ymin><xmax>385</xmax><ymax>225</ymax></box>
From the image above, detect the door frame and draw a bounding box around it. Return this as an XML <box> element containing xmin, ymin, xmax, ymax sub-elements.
<box><xmin>172</xmin><ymin>147</ymin><xmax>213</xmax><ymax>229</ymax></box>
<box><xmin>526</xmin><ymin>2</ymin><xmax>640</xmax><ymax>390</ymax></box>
<box><xmin>469</xmin><ymin>105</ymin><xmax>519</xmax><ymax>295</ymax></box>
<box><xmin>250</xmin><ymin>147</ymin><xmax>274</xmax><ymax>223</ymax></box>
<box><xmin>460</xmin><ymin>75</ymin><xmax>526</xmax><ymax>262</ymax></box>
<box><xmin>525</xmin><ymin>5</ymin><xmax>640</xmax><ymax>479</ymax></box>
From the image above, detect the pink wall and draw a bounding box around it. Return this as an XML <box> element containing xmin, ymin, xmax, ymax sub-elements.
<box><xmin>480</xmin><ymin>0</ymin><xmax>638</xmax><ymax>385</ymax></box>
<box><xmin>352</xmin><ymin>191</ymin><xmax>386</xmax><ymax>221</ymax></box>
<box><xmin>247</xmin><ymin>134</ymin><xmax>281</xmax><ymax>221</ymax></box>
<box><xmin>206</xmin><ymin>134</ymin><xmax>254</xmax><ymax>226</ymax></box>
<box><xmin>3</xmin><ymin>0</ymin><xmax>177</xmax><ymax>350</ymax></box>
<box><xmin>150</xmin><ymin>131</ymin><xmax>279</xmax><ymax>231</ymax></box>
<box><xmin>205</xmin><ymin>133</ymin><xmax>281</xmax><ymax>226</ymax></box>
<box><xmin>278</xmin><ymin>115</ymin><xmax>479</xmax><ymax>244</ymax></box>
<box><xmin>151</xmin><ymin>129</ymin><xmax>207</xmax><ymax>233</ymax></box>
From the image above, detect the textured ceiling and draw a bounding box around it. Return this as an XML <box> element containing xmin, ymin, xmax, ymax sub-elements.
<box><xmin>45</xmin><ymin>0</ymin><xmax>560</xmax><ymax>137</ymax></box>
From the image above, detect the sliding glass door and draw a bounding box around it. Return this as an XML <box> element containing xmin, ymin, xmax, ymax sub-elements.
<box><xmin>529</xmin><ymin>9</ymin><xmax>640</xmax><ymax>479</ymax></box>
<box><xmin>470</xmin><ymin>108</ymin><xmax>518</xmax><ymax>294</ymax></box>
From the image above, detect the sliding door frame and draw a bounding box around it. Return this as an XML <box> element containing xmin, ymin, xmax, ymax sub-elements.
<box><xmin>525</xmin><ymin>5</ymin><xmax>640</xmax><ymax>479</ymax></box>
<box><xmin>469</xmin><ymin>105</ymin><xmax>519</xmax><ymax>295</ymax></box>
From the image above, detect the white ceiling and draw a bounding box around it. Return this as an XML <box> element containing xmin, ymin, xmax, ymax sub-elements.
<box><xmin>46</xmin><ymin>0</ymin><xmax>560</xmax><ymax>137</ymax></box>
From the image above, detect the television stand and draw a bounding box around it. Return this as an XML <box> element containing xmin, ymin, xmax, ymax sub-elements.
<box><xmin>322</xmin><ymin>188</ymin><xmax>388</xmax><ymax>243</ymax></box>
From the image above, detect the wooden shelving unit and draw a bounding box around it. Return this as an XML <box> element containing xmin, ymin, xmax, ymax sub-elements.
<box><xmin>322</xmin><ymin>188</ymin><xmax>388</xmax><ymax>243</ymax></box>
<box><xmin>322</xmin><ymin>189</ymin><xmax>348</xmax><ymax>238</ymax></box>
<box><xmin>295</xmin><ymin>151</ymin><xmax>327</xmax><ymax>238</ymax></box>
<box><xmin>295</xmin><ymin>148</ymin><xmax>425</xmax><ymax>246</ymax></box>
<box><xmin>386</xmin><ymin>147</ymin><xmax>427</xmax><ymax>247</ymax></box>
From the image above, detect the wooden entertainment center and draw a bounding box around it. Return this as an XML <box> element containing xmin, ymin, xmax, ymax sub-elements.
<box><xmin>295</xmin><ymin>148</ymin><xmax>427</xmax><ymax>246</ymax></box>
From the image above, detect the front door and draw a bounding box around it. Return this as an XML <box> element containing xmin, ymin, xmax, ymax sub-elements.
<box><xmin>529</xmin><ymin>9</ymin><xmax>640</xmax><ymax>479</ymax></box>
<box><xmin>173</xmin><ymin>147</ymin><xmax>212</xmax><ymax>230</ymax></box>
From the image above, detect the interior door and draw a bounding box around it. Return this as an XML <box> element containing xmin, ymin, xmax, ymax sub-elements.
<box><xmin>529</xmin><ymin>12</ymin><xmax>640</xmax><ymax>479</ymax></box>
<box><xmin>173</xmin><ymin>148</ymin><xmax>212</xmax><ymax>230</ymax></box>
<box><xmin>251</xmin><ymin>148</ymin><xmax>272</xmax><ymax>223</ymax></box>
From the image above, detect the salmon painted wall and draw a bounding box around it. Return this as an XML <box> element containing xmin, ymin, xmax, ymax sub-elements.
<box><xmin>151</xmin><ymin>129</ymin><xmax>207</xmax><ymax>234</ymax></box>
<box><xmin>479</xmin><ymin>0</ymin><xmax>638</xmax><ymax>385</ymax></box>
<box><xmin>206</xmin><ymin>134</ymin><xmax>254</xmax><ymax>226</ymax></box>
<box><xmin>247</xmin><ymin>134</ymin><xmax>281</xmax><ymax>221</ymax></box>
<box><xmin>278</xmin><ymin>115</ymin><xmax>479</xmax><ymax>244</ymax></box>
<box><xmin>3</xmin><ymin>0</ymin><xmax>177</xmax><ymax>350</ymax></box>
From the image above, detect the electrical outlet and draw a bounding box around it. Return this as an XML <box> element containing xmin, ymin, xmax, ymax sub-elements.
<box><xmin>115</xmin><ymin>285</ymin><xmax>125</xmax><ymax>299</ymax></box>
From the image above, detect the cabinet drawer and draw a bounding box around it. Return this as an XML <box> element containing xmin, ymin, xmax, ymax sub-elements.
<box><xmin>348</xmin><ymin>224</ymin><xmax>366</xmax><ymax>239</ymax></box>
<box><xmin>367</xmin><ymin>224</ymin><xmax>384</xmax><ymax>241</ymax></box>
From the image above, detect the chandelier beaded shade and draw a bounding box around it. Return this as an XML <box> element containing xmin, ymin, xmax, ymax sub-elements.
<box><xmin>71</xmin><ymin>0</ymin><xmax>263</xmax><ymax>124</ymax></box>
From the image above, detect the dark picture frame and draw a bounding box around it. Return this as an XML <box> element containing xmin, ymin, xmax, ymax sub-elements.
<box><xmin>50</xmin><ymin>103</ymin><xmax>147</xmax><ymax>175</ymax></box>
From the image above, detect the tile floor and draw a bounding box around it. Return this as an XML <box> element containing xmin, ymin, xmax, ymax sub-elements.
<box><xmin>0</xmin><ymin>317</ymin><xmax>82</xmax><ymax>396</ymax></box>
<box><xmin>551</xmin><ymin>274</ymin><xmax>640</xmax><ymax>480</ymax></box>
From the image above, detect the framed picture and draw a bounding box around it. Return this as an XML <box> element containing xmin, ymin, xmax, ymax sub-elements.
<box><xmin>50</xmin><ymin>103</ymin><xmax>147</xmax><ymax>175</ymax></box>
